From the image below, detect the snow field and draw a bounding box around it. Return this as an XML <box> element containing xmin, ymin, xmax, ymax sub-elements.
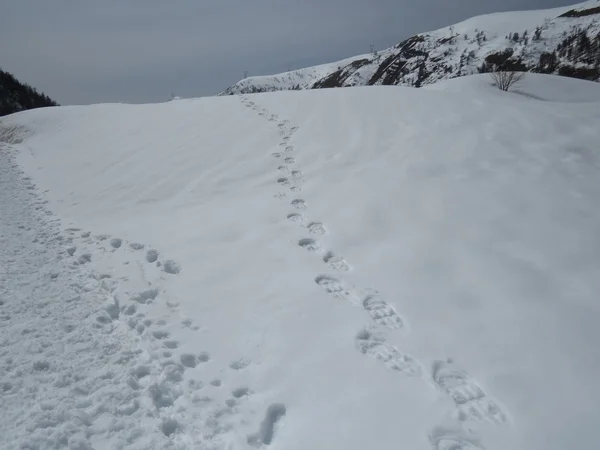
<box><xmin>1</xmin><ymin>73</ymin><xmax>600</xmax><ymax>450</ymax></box>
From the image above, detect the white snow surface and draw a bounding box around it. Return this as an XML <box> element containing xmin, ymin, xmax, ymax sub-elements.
<box><xmin>1</xmin><ymin>74</ymin><xmax>600</xmax><ymax>450</ymax></box>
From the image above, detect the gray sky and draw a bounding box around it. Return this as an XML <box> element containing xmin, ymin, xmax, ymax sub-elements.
<box><xmin>1</xmin><ymin>0</ymin><xmax>577</xmax><ymax>105</ymax></box>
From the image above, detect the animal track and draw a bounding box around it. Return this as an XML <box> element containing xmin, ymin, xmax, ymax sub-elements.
<box><xmin>277</xmin><ymin>165</ymin><xmax>288</xmax><ymax>172</ymax></box>
<box><xmin>291</xmin><ymin>170</ymin><xmax>302</xmax><ymax>178</ymax></box>
<box><xmin>284</xmin><ymin>146</ymin><xmax>294</xmax><ymax>152</ymax></box>
<box><xmin>432</xmin><ymin>361</ymin><xmax>507</xmax><ymax>425</ymax></box>
<box><xmin>307</xmin><ymin>222</ymin><xmax>325</xmax><ymax>235</ymax></box>
<box><xmin>277</xmin><ymin>178</ymin><xmax>290</xmax><ymax>187</ymax></box>
<box><xmin>291</xmin><ymin>199</ymin><xmax>307</xmax><ymax>210</ymax></box>
<box><xmin>272</xmin><ymin>152</ymin><xmax>282</xmax><ymax>159</ymax></box>
<box><xmin>355</xmin><ymin>329</ymin><xmax>422</xmax><ymax>377</ymax></box>
<box><xmin>363</xmin><ymin>295</ymin><xmax>405</xmax><ymax>330</ymax></box>
<box><xmin>323</xmin><ymin>252</ymin><xmax>350</xmax><ymax>271</ymax></box>
<box><xmin>298</xmin><ymin>238</ymin><xmax>321</xmax><ymax>252</ymax></box>
<box><xmin>315</xmin><ymin>275</ymin><xmax>360</xmax><ymax>305</ymax></box>
<box><xmin>284</xmin><ymin>157</ymin><xmax>295</xmax><ymax>164</ymax></box>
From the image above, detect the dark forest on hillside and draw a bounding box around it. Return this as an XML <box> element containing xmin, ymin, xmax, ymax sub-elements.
<box><xmin>0</xmin><ymin>69</ymin><xmax>58</xmax><ymax>117</ymax></box>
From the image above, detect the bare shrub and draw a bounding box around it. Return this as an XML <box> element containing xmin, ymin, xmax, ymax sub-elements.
<box><xmin>490</xmin><ymin>66</ymin><xmax>526</xmax><ymax>91</ymax></box>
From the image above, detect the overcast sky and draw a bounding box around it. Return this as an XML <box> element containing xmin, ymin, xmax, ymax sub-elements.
<box><xmin>1</xmin><ymin>0</ymin><xmax>578</xmax><ymax>105</ymax></box>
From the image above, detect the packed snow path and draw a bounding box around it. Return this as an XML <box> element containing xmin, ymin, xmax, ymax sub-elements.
<box><xmin>0</xmin><ymin>139</ymin><xmax>283</xmax><ymax>449</ymax></box>
<box><xmin>0</xmin><ymin>142</ymin><xmax>188</xmax><ymax>449</ymax></box>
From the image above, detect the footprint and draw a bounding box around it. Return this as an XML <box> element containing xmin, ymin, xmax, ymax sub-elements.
<box><xmin>130</xmin><ymin>242</ymin><xmax>144</xmax><ymax>250</ymax></box>
<box><xmin>162</xmin><ymin>260</ymin><xmax>181</xmax><ymax>274</ymax></box>
<box><xmin>291</xmin><ymin>170</ymin><xmax>302</xmax><ymax>178</ymax></box>
<box><xmin>198</xmin><ymin>352</ymin><xmax>211</xmax><ymax>363</ymax></box>
<box><xmin>152</xmin><ymin>330</ymin><xmax>170</xmax><ymax>340</ymax></box>
<box><xmin>307</xmin><ymin>222</ymin><xmax>325</xmax><ymax>235</ymax></box>
<box><xmin>247</xmin><ymin>403</ymin><xmax>287</xmax><ymax>447</ymax></box>
<box><xmin>230</xmin><ymin>358</ymin><xmax>250</xmax><ymax>370</ymax></box>
<box><xmin>180</xmin><ymin>354</ymin><xmax>197</xmax><ymax>368</ymax></box>
<box><xmin>134</xmin><ymin>365</ymin><xmax>151</xmax><ymax>379</ymax></box>
<box><xmin>428</xmin><ymin>427</ymin><xmax>484</xmax><ymax>450</ymax></box>
<box><xmin>146</xmin><ymin>249</ymin><xmax>159</xmax><ymax>263</ymax></box>
<box><xmin>284</xmin><ymin>157</ymin><xmax>295</xmax><ymax>164</ymax></box>
<box><xmin>315</xmin><ymin>275</ymin><xmax>360</xmax><ymax>305</ymax></box>
<box><xmin>232</xmin><ymin>387</ymin><xmax>250</xmax><ymax>398</ymax></box>
<box><xmin>272</xmin><ymin>152</ymin><xmax>282</xmax><ymax>159</ymax></box>
<box><xmin>278</xmin><ymin>165</ymin><xmax>288</xmax><ymax>172</ymax></box>
<box><xmin>161</xmin><ymin>418</ymin><xmax>181</xmax><ymax>437</ymax></box>
<box><xmin>284</xmin><ymin>146</ymin><xmax>294</xmax><ymax>152</ymax></box>
<box><xmin>274</xmin><ymin>192</ymin><xmax>287</xmax><ymax>200</ymax></box>
<box><xmin>277</xmin><ymin>178</ymin><xmax>291</xmax><ymax>187</ymax></box>
<box><xmin>132</xmin><ymin>288</ymin><xmax>159</xmax><ymax>304</ymax></box>
<box><xmin>323</xmin><ymin>252</ymin><xmax>350</xmax><ymax>271</ymax></box>
<box><xmin>164</xmin><ymin>340</ymin><xmax>179</xmax><ymax>349</ymax></box>
<box><xmin>77</xmin><ymin>253</ymin><xmax>92</xmax><ymax>264</ymax></box>
<box><xmin>355</xmin><ymin>329</ymin><xmax>422</xmax><ymax>377</ymax></box>
<box><xmin>290</xmin><ymin>186</ymin><xmax>302</xmax><ymax>192</ymax></box>
<box><xmin>432</xmin><ymin>361</ymin><xmax>507</xmax><ymax>424</ymax></box>
<box><xmin>291</xmin><ymin>199</ymin><xmax>307</xmax><ymax>210</ymax></box>
<box><xmin>210</xmin><ymin>379</ymin><xmax>222</xmax><ymax>387</ymax></box>
<box><xmin>287</xmin><ymin>213</ymin><xmax>305</xmax><ymax>223</ymax></box>
<box><xmin>110</xmin><ymin>238</ymin><xmax>122</xmax><ymax>249</ymax></box>
<box><xmin>363</xmin><ymin>295</ymin><xmax>405</xmax><ymax>330</ymax></box>
<box><xmin>298</xmin><ymin>238</ymin><xmax>321</xmax><ymax>252</ymax></box>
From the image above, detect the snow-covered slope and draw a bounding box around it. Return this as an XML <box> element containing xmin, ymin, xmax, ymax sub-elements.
<box><xmin>221</xmin><ymin>1</ymin><xmax>600</xmax><ymax>95</ymax></box>
<box><xmin>1</xmin><ymin>74</ymin><xmax>600</xmax><ymax>450</ymax></box>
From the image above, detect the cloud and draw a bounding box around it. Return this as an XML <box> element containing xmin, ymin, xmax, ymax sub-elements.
<box><xmin>0</xmin><ymin>0</ymin><xmax>576</xmax><ymax>104</ymax></box>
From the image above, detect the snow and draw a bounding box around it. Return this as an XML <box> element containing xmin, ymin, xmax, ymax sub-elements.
<box><xmin>1</xmin><ymin>73</ymin><xmax>600</xmax><ymax>450</ymax></box>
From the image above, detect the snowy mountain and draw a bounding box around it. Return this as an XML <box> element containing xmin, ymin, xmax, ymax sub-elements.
<box><xmin>0</xmin><ymin>68</ymin><xmax>58</xmax><ymax>117</ymax></box>
<box><xmin>1</xmin><ymin>73</ymin><xmax>599</xmax><ymax>450</ymax></box>
<box><xmin>221</xmin><ymin>1</ymin><xmax>600</xmax><ymax>95</ymax></box>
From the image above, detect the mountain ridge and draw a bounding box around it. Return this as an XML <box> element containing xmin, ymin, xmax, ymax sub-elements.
<box><xmin>221</xmin><ymin>1</ymin><xmax>600</xmax><ymax>95</ymax></box>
